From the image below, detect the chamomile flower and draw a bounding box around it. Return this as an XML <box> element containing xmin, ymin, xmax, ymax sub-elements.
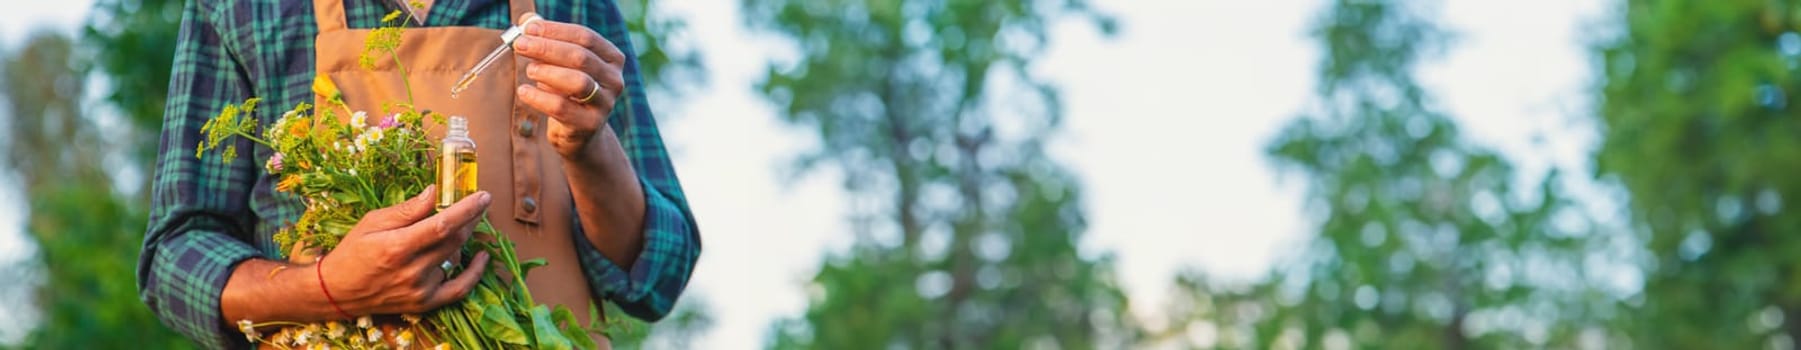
<box><xmin>352</xmin><ymin>127</ymin><xmax>386</xmax><ymax>153</ymax></box>
<box><xmin>269</xmin><ymin>328</ymin><xmax>292</xmax><ymax>345</ymax></box>
<box><xmin>365</xmin><ymin>327</ymin><xmax>385</xmax><ymax>344</ymax></box>
<box><xmin>350</xmin><ymin>111</ymin><xmax>369</xmax><ymax>129</ymax></box>
<box><xmin>357</xmin><ymin>315</ymin><xmax>373</xmax><ymax>329</ymax></box>
<box><xmin>237</xmin><ymin>320</ymin><xmax>260</xmax><ymax>342</ymax></box>
<box><xmin>326</xmin><ymin>321</ymin><xmax>346</xmax><ymax>339</ymax></box>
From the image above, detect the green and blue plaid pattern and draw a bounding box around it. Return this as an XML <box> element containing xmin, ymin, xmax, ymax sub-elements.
<box><xmin>139</xmin><ymin>1</ymin><xmax>700</xmax><ymax>348</ymax></box>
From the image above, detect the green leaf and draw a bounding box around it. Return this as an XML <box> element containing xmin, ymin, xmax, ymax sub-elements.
<box><xmin>319</xmin><ymin>219</ymin><xmax>355</xmax><ymax>237</ymax></box>
<box><xmin>553</xmin><ymin>305</ymin><xmax>596</xmax><ymax>350</ymax></box>
<box><xmin>520</xmin><ymin>258</ymin><xmax>549</xmax><ymax>278</ymax></box>
<box><xmin>476</xmin><ymin>218</ymin><xmax>498</xmax><ymax>234</ymax></box>
<box><xmin>384</xmin><ymin>186</ymin><xmax>406</xmax><ymax>207</ymax></box>
<box><xmin>530</xmin><ymin>306</ymin><xmax>573</xmax><ymax>350</ymax></box>
<box><xmin>479</xmin><ymin>303</ymin><xmax>529</xmax><ymax>345</ymax></box>
<box><xmin>329</xmin><ymin>190</ymin><xmax>362</xmax><ymax>206</ymax></box>
<box><xmin>475</xmin><ymin>283</ymin><xmax>504</xmax><ymax>307</ymax></box>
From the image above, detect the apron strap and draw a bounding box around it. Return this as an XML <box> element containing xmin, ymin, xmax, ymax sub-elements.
<box><xmin>313</xmin><ymin>0</ymin><xmax>351</xmax><ymax>33</ymax></box>
<box><xmin>509</xmin><ymin>0</ymin><xmax>537</xmax><ymax>24</ymax></box>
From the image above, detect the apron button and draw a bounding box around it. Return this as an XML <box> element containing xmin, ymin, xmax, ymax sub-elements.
<box><xmin>521</xmin><ymin>196</ymin><xmax>537</xmax><ymax>213</ymax></box>
<box><xmin>518</xmin><ymin>120</ymin><xmax>535</xmax><ymax>137</ymax></box>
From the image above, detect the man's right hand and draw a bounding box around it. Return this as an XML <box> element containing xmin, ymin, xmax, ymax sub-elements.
<box><xmin>220</xmin><ymin>185</ymin><xmax>494</xmax><ymax>325</ymax></box>
<box><xmin>320</xmin><ymin>185</ymin><xmax>493</xmax><ymax>315</ymax></box>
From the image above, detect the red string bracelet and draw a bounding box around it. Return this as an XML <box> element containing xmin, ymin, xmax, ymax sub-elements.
<box><xmin>316</xmin><ymin>256</ymin><xmax>353</xmax><ymax>320</ymax></box>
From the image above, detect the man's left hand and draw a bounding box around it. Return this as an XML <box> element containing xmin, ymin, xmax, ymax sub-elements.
<box><xmin>512</xmin><ymin>13</ymin><xmax>626</xmax><ymax>162</ymax></box>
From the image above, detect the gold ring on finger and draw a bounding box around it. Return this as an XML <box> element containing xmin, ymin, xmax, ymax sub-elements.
<box><xmin>573</xmin><ymin>80</ymin><xmax>600</xmax><ymax>104</ymax></box>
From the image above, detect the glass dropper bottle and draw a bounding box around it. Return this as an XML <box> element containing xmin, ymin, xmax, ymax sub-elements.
<box><xmin>449</xmin><ymin>13</ymin><xmax>544</xmax><ymax>98</ymax></box>
<box><xmin>438</xmin><ymin>116</ymin><xmax>478</xmax><ymax>211</ymax></box>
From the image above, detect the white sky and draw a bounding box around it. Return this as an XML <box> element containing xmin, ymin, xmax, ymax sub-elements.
<box><xmin>0</xmin><ymin>0</ymin><xmax>1611</xmax><ymax>348</ymax></box>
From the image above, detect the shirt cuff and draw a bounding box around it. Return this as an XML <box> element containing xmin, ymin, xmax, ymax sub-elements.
<box><xmin>570</xmin><ymin>177</ymin><xmax>699</xmax><ymax>322</ymax></box>
<box><xmin>139</xmin><ymin>228</ymin><xmax>260</xmax><ymax>350</ymax></box>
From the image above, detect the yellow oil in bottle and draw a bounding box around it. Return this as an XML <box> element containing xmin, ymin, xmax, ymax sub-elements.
<box><xmin>438</xmin><ymin>116</ymin><xmax>478</xmax><ymax>211</ymax></box>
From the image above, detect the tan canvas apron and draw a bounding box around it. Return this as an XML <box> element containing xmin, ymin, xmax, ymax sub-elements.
<box><xmin>310</xmin><ymin>0</ymin><xmax>604</xmax><ymax>346</ymax></box>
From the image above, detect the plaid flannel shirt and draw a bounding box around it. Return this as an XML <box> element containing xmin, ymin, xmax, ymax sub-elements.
<box><xmin>138</xmin><ymin>0</ymin><xmax>701</xmax><ymax>348</ymax></box>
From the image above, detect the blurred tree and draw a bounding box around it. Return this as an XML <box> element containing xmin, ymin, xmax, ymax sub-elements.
<box><xmin>0</xmin><ymin>30</ymin><xmax>192</xmax><ymax>349</ymax></box>
<box><xmin>615</xmin><ymin>0</ymin><xmax>707</xmax><ymax>98</ymax></box>
<box><xmin>1152</xmin><ymin>1</ymin><xmax>1614</xmax><ymax>348</ymax></box>
<box><xmin>739</xmin><ymin>0</ymin><xmax>1131</xmax><ymax>348</ymax></box>
<box><xmin>84</xmin><ymin>0</ymin><xmax>182</xmax><ymax>133</ymax></box>
<box><xmin>1595</xmin><ymin>1</ymin><xmax>1801</xmax><ymax>348</ymax></box>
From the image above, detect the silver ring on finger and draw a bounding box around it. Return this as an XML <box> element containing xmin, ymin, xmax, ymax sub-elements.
<box><xmin>440</xmin><ymin>259</ymin><xmax>455</xmax><ymax>277</ymax></box>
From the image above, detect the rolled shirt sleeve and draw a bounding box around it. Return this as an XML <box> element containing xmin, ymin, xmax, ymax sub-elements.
<box><xmin>566</xmin><ymin>0</ymin><xmax>702</xmax><ymax>321</ymax></box>
<box><xmin>571</xmin><ymin>178</ymin><xmax>701</xmax><ymax>321</ymax></box>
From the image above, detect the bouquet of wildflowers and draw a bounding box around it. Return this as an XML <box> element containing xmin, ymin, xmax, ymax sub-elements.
<box><xmin>196</xmin><ymin>8</ymin><xmax>609</xmax><ymax>350</ymax></box>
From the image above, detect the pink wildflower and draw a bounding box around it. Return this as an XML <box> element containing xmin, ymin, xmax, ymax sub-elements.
<box><xmin>266</xmin><ymin>152</ymin><xmax>285</xmax><ymax>173</ymax></box>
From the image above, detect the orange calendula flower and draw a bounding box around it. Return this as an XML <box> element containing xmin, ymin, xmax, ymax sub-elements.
<box><xmin>277</xmin><ymin>174</ymin><xmax>305</xmax><ymax>192</ymax></box>
<box><xmin>289</xmin><ymin>117</ymin><xmax>312</xmax><ymax>138</ymax></box>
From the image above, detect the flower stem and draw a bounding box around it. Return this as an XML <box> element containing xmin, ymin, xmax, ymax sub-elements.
<box><xmin>393</xmin><ymin>53</ymin><xmax>416</xmax><ymax>107</ymax></box>
<box><xmin>230</xmin><ymin>130</ymin><xmax>275</xmax><ymax>148</ymax></box>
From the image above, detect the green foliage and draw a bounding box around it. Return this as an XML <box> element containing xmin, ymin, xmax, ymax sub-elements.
<box><xmin>742</xmin><ymin>0</ymin><xmax>1130</xmax><ymax>348</ymax></box>
<box><xmin>615</xmin><ymin>0</ymin><xmax>707</xmax><ymax>97</ymax></box>
<box><xmin>1156</xmin><ymin>1</ymin><xmax>1613</xmax><ymax>348</ymax></box>
<box><xmin>1595</xmin><ymin>1</ymin><xmax>1801</xmax><ymax>347</ymax></box>
<box><xmin>0</xmin><ymin>30</ymin><xmax>192</xmax><ymax>349</ymax></box>
<box><xmin>85</xmin><ymin>0</ymin><xmax>185</xmax><ymax>173</ymax></box>
<box><xmin>603</xmin><ymin>297</ymin><xmax>714</xmax><ymax>349</ymax></box>
<box><xmin>13</xmin><ymin>186</ymin><xmax>194</xmax><ymax>350</ymax></box>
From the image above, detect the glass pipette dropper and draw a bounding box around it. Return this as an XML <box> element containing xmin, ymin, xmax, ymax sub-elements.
<box><xmin>450</xmin><ymin>14</ymin><xmax>543</xmax><ymax>98</ymax></box>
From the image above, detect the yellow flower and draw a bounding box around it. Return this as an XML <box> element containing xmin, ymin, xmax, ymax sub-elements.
<box><xmin>313</xmin><ymin>74</ymin><xmax>343</xmax><ymax>103</ymax></box>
